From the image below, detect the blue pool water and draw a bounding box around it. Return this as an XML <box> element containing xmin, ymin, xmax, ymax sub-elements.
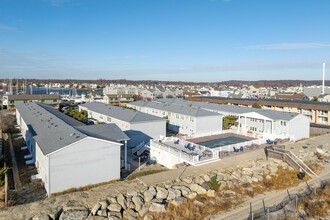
<box><xmin>196</xmin><ymin>136</ymin><xmax>249</xmax><ymax>149</ymax></box>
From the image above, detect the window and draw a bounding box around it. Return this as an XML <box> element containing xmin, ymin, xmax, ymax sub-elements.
<box><xmin>53</xmin><ymin>99</ymin><xmax>57</xmax><ymax>102</ymax></box>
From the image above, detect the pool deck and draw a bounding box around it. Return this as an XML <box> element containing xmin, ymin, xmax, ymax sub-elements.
<box><xmin>187</xmin><ymin>132</ymin><xmax>255</xmax><ymax>144</ymax></box>
<box><xmin>153</xmin><ymin>139</ymin><xmax>214</xmax><ymax>161</ymax></box>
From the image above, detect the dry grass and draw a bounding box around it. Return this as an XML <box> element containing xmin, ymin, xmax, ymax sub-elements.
<box><xmin>252</xmin><ymin>166</ymin><xmax>311</xmax><ymax>191</ymax></box>
<box><xmin>50</xmin><ymin>179</ymin><xmax>120</xmax><ymax>197</ymax></box>
<box><xmin>147</xmin><ymin>166</ymin><xmax>317</xmax><ymax>219</ymax></box>
<box><xmin>127</xmin><ymin>169</ymin><xmax>167</xmax><ymax>181</ymax></box>
<box><xmin>297</xmin><ymin>182</ymin><xmax>330</xmax><ymax>218</ymax></box>
<box><xmin>304</xmin><ymin>161</ymin><xmax>324</xmax><ymax>174</ymax></box>
<box><xmin>150</xmin><ymin>193</ymin><xmax>242</xmax><ymax>220</ymax></box>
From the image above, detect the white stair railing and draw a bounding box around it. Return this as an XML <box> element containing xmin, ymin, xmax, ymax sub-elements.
<box><xmin>132</xmin><ymin>141</ymin><xmax>145</xmax><ymax>154</ymax></box>
<box><xmin>289</xmin><ymin>151</ymin><xmax>317</xmax><ymax>176</ymax></box>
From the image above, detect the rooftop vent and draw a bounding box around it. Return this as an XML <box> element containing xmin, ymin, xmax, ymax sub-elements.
<box><xmin>70</xmin><ymin>133</ymin><xmax>75</xmax><ymax>137</ymax></box>
<box><xmin>76</xmin><ymin>135</ymin><xmax>80</xmax><ymax>138</ymax></box>
<box><xmin>54</xmin><ymin>125</ymin><xmax>58</xmax><ymax>127</ymax></box>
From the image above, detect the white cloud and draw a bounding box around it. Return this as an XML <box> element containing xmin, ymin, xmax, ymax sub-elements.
<box><xmin>244</xmin><ymin>43</ymin><xmax>330</xmax><ymax>50</ymax></box>
<box><xmin>0</xmin><ymin>24</ymin><xmax>17</xmax><ymax>32</ymax></box>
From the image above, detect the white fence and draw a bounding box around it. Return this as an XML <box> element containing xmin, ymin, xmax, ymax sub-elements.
<box><xmin>217</xmin><ymin>138</ymin><xmax>266</xmax><ymax>153</ymax></box>
<box><xmin>132</xmin><ymin>141</ymin><xmax>145</xmax><ymax>154</ymax></box>
<box><xmin>151</xmin><ymin>140</ymin><xmax>201</xmax><ymax>163</ymax></box>
<box><xmin>183</xmin><ymin>131</ymin><xmax>223</xmax><ymax>139</ymax></box>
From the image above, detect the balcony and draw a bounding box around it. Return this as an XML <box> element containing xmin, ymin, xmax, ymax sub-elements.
<box><xmin>317</xmin><ymin>120</ymin><xmax>328</xmax><ymax>125</ymax></box>
<box><xmin>302</xmin><ymin>111</ymin><xmax>312</xmax><ymax>115</ymax></box>
<box><xmin>317</xmin><ymin>112</ymin><xmax>328</xmax><ymax>117</ymax></box>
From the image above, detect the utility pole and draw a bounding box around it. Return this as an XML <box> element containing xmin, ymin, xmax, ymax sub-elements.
<box><xmin>16</xmin><ymin>79</ymin><xmax>19</xmax><ymax>95</ymax></box>
<box><xmin>9</xmin><ymin>79</ymin><xmax>13</xmax><ymax>95</ymax></box>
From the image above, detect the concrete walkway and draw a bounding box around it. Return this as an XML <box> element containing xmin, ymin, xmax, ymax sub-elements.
<box><xmin>138</xmin><ymin>148</ymin><xmax>265</xmax><ymax>186</ymax></box>
<box><xmin>8</xmin><ymin>133</ymin><xmax>22</xmax><ymax>191</ymax></box>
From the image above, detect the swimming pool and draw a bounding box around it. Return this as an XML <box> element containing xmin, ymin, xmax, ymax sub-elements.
<box><xmin>196</xmin><ymin>136</ymin><xmax>249</xmax><ymax>149</ymax></box>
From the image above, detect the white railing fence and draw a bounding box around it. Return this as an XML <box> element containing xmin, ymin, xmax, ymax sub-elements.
<box><xmin>132</xmin><ymin>141</ymin><xmax>145</xmax><ymax>154</ymax></box>
<box><xmin>217</xmin><ymin>138</ymin><xmax>266</xmax><ymax>152</ymax></box>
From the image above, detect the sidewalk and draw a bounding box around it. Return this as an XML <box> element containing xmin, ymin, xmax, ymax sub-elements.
<box><xmin>138</xmin><ymin>148</ymin><xmax>265</xmax><ymax>186</ymax></box>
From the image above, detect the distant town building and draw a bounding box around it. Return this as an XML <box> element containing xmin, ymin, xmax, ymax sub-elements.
<box><xmin>303</xmin><ymin>86</ymin><xmax>330</xmax><ymax>99</ymax></box>
<box><xmin>103</xmin><ymin>94</ymin><xmax>134</xmax><ymax>106</ymax></box>
<box><xmin>274</xmin><ymin>92</ymin><xmax>307</xmax><ymax>100</ymax></box>
<box><xmin>187</xmin><ymin>96</ymin><xmax>330</xmax><ymax>126</ymax></box>
<box><xmin>318</xmin><ymin>94</ymin><xmax>330</xmax><ymax>103</ymax></box>
<box><xmin>3</xmin><ymin>94</ymin><xmax>60</xmax><ymax>110</ymax></box>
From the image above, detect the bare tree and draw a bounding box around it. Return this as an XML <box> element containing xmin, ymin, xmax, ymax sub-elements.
<box><xmin>0</xmin><ymin>112</ymin><xmax>16</xmax><ymax>133</ymax></box>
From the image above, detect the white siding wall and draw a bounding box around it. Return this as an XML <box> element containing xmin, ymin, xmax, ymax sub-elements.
<box><xmin>16</xmin><ymin>110</ymin><xmax>35</xmax><ymax>158</ymax></box>
<box><xmin>128</xmin><ymin>105</ymin><xmax>223</xmax><ymax>136</ymax></box>
<box><xmin>35</xmin><ymin>142</ymin><xmax>49</xmax><ymax>194</ymax></box>
<box><xmin>273</xmin><ymin>120</ymin><xmax>290</xmax><ymax>137</ymax></box>
<box><xmin>130</xmin><ymin>120</ymin><xmax>166</xmax><ymax>140</ymax></box>
<box><xmin>167</xmin><ymin>114</ymin><xmax>196</xmax><ymax>135</ymax></box>
<box><xmin>150</xmin><ymin>145</ymin><xmax>185</xmax><ymax>169</ymax></box>
<box><xmin>49</xmin><ymin>137</ymin><xmax>121</xmax><ymax>194</ymax></box>
<box><xmin>288</xmin><ymin>115</ymin><xmax>310</xmax><ymax>141</ymax></box>
<box><xmin>195</xmin><ymin>115</ymin><xmax>223</xmax><ymax>135</ymax></box>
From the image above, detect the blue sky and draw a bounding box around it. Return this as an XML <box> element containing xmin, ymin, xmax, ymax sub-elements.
<box><xmin>0</xmin><ymin>0</ymin><xmax>330</xmax><ymax>82</ymax></box>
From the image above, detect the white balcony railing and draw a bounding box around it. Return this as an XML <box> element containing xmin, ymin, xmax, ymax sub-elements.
<box><xmin>317</xmin><ymin>112</ymin><xmax>328</xmax><ymax>117</ymax></box>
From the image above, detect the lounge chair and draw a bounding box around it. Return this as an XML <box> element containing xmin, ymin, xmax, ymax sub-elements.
<box><xmin>233</xmin><ymin>147</ymin><xmax>239</xmax><ymax>153</ymax></box>
<box><xmin>240</xmin><ymin>146</ymin><xmax>244</xmax><ymax>152</ymax></box>
<box><xmin>266</xmin><ymin>139</ymin><xmax>274</xmax><ymax>144</ymax></box>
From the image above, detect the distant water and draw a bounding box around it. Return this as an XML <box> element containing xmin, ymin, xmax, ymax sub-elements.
<box><xmin>1</xmin><ymin>88</ymin><xmax>102</xmax><ymax>96</ymax></box>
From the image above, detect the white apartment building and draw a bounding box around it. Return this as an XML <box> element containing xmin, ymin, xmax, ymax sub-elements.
<box><xmin>156</xmin><ymin>99</ymin><xmax>311</xmax><ymax>141</ymax></box>
<box><xmin>79</xmin><ymin>102</ymin><xmax>166</xmax><ymax>147</ymax></box>
<box><xmin>127</xmin><ymin>101</ymin><xmax>223</xmax><ymax>137</ymax></box>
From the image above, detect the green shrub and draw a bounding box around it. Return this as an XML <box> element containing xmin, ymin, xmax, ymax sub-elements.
<box><xmin>0</xmin><ymin>166</ymin><xmax>8</xmax><ymax>186</ymax></box>
<box><xmin>223</xmin><ymin>115</ymin><xmax>238</xmax><ymax>129</ymax></box>
<box><xmin>209</xmin><ymin>176</ymin><xmax>221</xmax><ymax>191</ymax></box>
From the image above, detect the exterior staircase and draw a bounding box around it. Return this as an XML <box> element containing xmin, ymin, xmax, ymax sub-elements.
<box><xmin>268</xmin><ymin>146</ymin><xmax>317</xmax><ymax>177</ymax></box>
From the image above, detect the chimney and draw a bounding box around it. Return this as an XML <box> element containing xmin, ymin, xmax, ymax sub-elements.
<box><xmin>322</xmin><ymin>62</ymin><xmax>325</xmax><ymax>94</ymax></box>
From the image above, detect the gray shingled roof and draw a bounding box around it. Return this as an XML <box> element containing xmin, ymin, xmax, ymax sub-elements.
<box><xmin>39</xmin><ymin>103</ymin><xmax>86</xmax><ymax>127</ymax></box>
<box><xmin>16</xmin><ymin>102</ymin><xmax>127</xmax><ymax>155</ymax></box>
<box><xmin>16</xmin><ymin>102</ymin><xmax>87</xmax><ymax>155</ymax></box>
<box><xmin>155</xmin><ymin>98</ymin><xmax>301</xmax><ymax>121</ymax></box>
<box><xmin>75</xmin><ymin>124</ymin><xmax>129</xmax><ymax>142</ymax></box>
<box><xmin>129</xmin><ymin>100</ymin><xmax>221</xmax><ymax>117</ymax></box>
<box><xmin>80</xmin><ymin>102</ymin><xmax>165</xmax><ymax>123</ymax></box>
